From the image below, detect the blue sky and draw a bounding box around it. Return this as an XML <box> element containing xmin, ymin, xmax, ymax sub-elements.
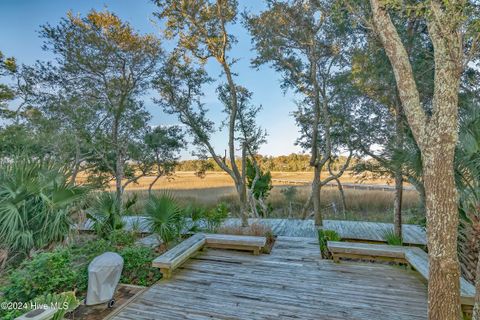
<box><xmin>0</xmin><ymin>0</ymin><xmax>303</xmax><ymax>159</ymax></box>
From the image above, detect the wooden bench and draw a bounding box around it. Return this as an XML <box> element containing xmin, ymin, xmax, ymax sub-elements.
<box><xmin>327</xmin><ymin>241</ymin><xmax>408</xmax><ymax>263</ymax></box>
<box><xmin>327</xmin><ymin>241</ymin><xmax>476</xmax><ymax>310</ymax></box>
<box><xmin>152</xmin><ymin>233</ymin><xmax>267</xmax><ymax>279</ymax></box>
<box><xmin>152</xmin><ymin>233</ymin><xmax>206</xmax><ymax>279</ymax></box>
<box><xmin>204</xmin><ymin>233</ymin><xmax>266</xmax><ymax>255</ymax></box>
<box><xmin>404</xmin><ymin>247</ymin><xmax>476</xmax><ymax>307</ymax></box>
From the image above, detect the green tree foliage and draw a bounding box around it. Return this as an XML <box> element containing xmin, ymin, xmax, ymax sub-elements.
<box><xmin>0</xmin><ymin>157</ymin><xmax>87</xmax><ymax>261</ymax></box>
<box><xmin>38</xmin><ymin>10</ymin><xmax>163</xmax><ymax>203</ymax></box>
<box><xmin>0</xmin><ymin>51</ymin><xmax>16</xmax><ymax>115</ymax></box>
<box><xmin>246</xmin><ymin>158</ymin><xmax>272</xmax><ymax>201</ymax></box>
<box><xmin>143</xmin><ymin>125</ymin><xmax>186</xmax><ymax>193</ymax></box>
<box><xmin>247</xmin><ymin>0</ymin><xmax>354</xmax><ymax>225</ymax></box>
<box><xmin>153</xmin><ymin>0</ymin><xmax>265</xmax><ymax>226</ymax></box>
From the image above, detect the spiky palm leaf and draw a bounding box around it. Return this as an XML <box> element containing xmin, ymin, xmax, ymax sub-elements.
<box><xmin>0</xmin><ymin>157</ymin><xmax>87</xmax><ymax>259</ymax></box>
<box><xmin>87</xmin><ymin>192</ymin><xmax>126</xmax><ymax>238</ymax></box>
<box><xmin>145</xmin><ymin>193</ymin><xmax>183</xmax><ymax>247</ymax></box>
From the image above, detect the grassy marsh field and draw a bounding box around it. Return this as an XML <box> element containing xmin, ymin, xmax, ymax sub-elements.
<box><xmin>119</xmin><ymin>171</ymin><xmax>423</xmax><ymax>224</ymax></box>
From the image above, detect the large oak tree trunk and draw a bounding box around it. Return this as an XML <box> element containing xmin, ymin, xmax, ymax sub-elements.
<box><xmin>423</xmin><ymin>150</ymin><xmax>461</xmax><ymax>319</ymax></box>
<box><xmin>369</xmin><ymin>0</ymin><xmax>463</xmax><ymax>318</ymax></box>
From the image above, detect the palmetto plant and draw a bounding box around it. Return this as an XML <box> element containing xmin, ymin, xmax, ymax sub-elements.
<box><xmin>0</xmin><ymin>157</ymin><xmax>87</xmax><ymax>260</ymax></box>
<box><xmin>87</xmin><ymin>193</ymin><xmax>136</xmax><ymax>238</ymax></box>
<box><xmin>145</xmin><ymin>193</ymin><xmax>184</xmax><ymax>248</ymax></box>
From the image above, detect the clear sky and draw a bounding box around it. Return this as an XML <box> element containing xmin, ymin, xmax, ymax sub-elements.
<box><xmin>0</xmin><ymin>0</ymin><xmax>303</xmax><ymax>159</ymax></box>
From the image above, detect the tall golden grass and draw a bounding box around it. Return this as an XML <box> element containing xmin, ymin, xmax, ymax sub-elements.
<box><xmin>113</xmin><ymin>171</ymin><xmax>391</xmax><ymax>191</ymax></box>
<box><xmin>125</xmin><ymin>183</ymin><xmax>422</xmax><ymax>224</ymax></box>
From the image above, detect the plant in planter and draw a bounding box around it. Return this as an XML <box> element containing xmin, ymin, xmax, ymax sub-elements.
<box><xmin>318</xmin><ymin>229</ymin><xmax>341</xmax><ymax>259</ymax></box>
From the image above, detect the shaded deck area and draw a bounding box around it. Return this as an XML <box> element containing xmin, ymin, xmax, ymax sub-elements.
<box><xmin>113</xmin><ymin>237</ymin><xmax>427</xmax><ymax>320</ymax></box>
<box><xmin>224</xmin><ymin>218</ymin><xmax>427</xmax><ymax>245</ymax></box>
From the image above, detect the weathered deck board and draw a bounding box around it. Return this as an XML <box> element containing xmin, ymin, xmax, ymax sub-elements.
<box><xmin>113</xmin><ymin>237</ymin><xmax>427</xmax><ymax>320</ymax></box>
<box><xmin>223</xmin><ymin>218</ymin><xmax>427</xmax><ymax>245</ymax></box>
<box><xmin>324</xmin><ymin>220</ymin><xmax>426</xmax><ymax>245</ymax></box>
<box><xmin>78</xmin><ymin>216</ymin><xmax>426</xmax><ymax>245</ymax></box>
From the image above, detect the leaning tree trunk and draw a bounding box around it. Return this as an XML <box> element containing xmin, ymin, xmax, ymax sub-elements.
<box><xmin>423</xmin><ymin>150</ymin><xmax>461</xmax><ymax>319</ymax></box>
<box><xmin>312</xmin><ymin>166</ymin><xmax>323</xmax><ymax>226</ymax></box>
<box><xmin>474</xmin><ymin>251</ymin><xmax>480</xmax><ymax>320</ymax></box>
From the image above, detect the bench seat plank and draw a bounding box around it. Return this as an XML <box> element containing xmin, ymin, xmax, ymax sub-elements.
<box><xmin>205</xmin><ymin>234</ymin><xmax>266</xmax><ymax>255</ymax></box>
<box><xmin>205</xmin><ymin>234</ymin><xmax>266</xmax><ymax>247</ymax></box>
<box><xmin>327</xmin><ymin>241</ymin><xmax>407</xmax><ymax>259</ymax></box>
<box><xmin>404</xmin><ymin>247</ymin><xmax>475</xmax><ymax>305</ymax></box>
<box><xmin>152</xmin><ymin>233</ymin><xmax>206</xmax><ymax>271</ymax></box>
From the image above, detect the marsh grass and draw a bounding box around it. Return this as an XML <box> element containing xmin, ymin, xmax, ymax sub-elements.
<box><xmin>125</xmin><ymin>185</ymin><xmax>423</xmax><ymax>223</ymax></box>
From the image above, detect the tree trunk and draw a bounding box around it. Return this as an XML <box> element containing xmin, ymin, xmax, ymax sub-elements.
<box><xmin>70</xmin><ymin>137</ymin><xmax>82</xmax><ymax>185</ymax></box>
<box><xmin>238</xmin><ymin>183</ymin><xmax>248</xmax><ymax>227</ymax></box>
<box><xmin>335</xmin><ymin>177</ymin><xmax>347</xmax><ymax>215</ymax></box>
<box><xmin>301</xmin><ymin>192</ymin><xmax>313</xmax><ymax>219</ymax></box>
<box><xmin>474</xmin><ymin>251</ymin><xmax>480</xmax><ymax>320</ymax></box>
<box><xmin>115</xmin><ymin>151</ymin><xmax>124</xmax><ymax>212</ymax></box>
<box><xmin>369</xmin><ymin>1</ymin><xmax>463</xmax><ymax>317</ymax></box>
<box><xmin>313</xmin><ymin>166</ymin><xmax>323</xmax><ymax>226</ymax></box>
<box><xmin>423</xmin><ymin>151</ymin><xmax>461</xmax><ymax>320</ymax></box>
<box><xmin>394</xmin><ymin>171</ymin><xmax>403</xmax><ymax>239</ymax></box>
<box><xmin>148</xmin><ymin>174</ymin><xmax>162</xmax><ymax>195</ymax></box>
<box><xmin>394</xmin><ymin>100</ymin><xmax>404</xmax><ymax>239</ymax></box>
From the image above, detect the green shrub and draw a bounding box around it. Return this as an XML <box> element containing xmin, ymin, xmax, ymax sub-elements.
<box><xmin>0</xmin><ymin>157</ymin><xmax>88</xmax><ymax>260</ymax></box>
<box><xmin>108</xmin><ymin>229</ymin><xmax>137</xmax><ymax>247</ymax></box>
<box><xmin>119</xmin><ymin>246</ymin><xmax>162</xmax><ymax>286</ymax></box>
<box><xmin>185</xmin><ymin>202</ymin><xmax>229</xmax><ymax>232</ymax></box>
<box><xmin>318</xmin><ymin>229</ymin><xmax>341</xmax><ymax>259</ymax></box>
<box><xmin>3</xmin><ymin>250</ymin><xmax>77</xmax><ymax>302</ymax></box>
<box><xmin>383</xmin><ymin>229</ymin><xmax>403</xmax><ymax>245</ymax></box>
<box><xmin>69</xmin><ymin>239</ymin><xmax>115</xmax><ymax>295</ymax></box>
<box><xmin>204</xmin><ymin>202</ymin><xmax>229</xmax><ymax>232</ymax></box>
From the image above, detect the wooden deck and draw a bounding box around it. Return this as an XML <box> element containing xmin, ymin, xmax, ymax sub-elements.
<box><xmin>223</xmin><ymin>218</ymin><xmax>426</xmax><ymax>245</ymax></box>
<box><xmin>113</xmin><ymin>237</ymin><xmax>427</xmax><ymax>320</ymax></box>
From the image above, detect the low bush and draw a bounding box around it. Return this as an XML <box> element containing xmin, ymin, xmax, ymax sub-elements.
<box><xmin>108</xmin><ymin>229</ymin><xmax>137</xmax><ymax>248</ymax></box>
<box><xmin>118</xmin><ymin>246</ymin><xmax>162</xmax><ymax>286</ymax></box>
<box><xmin>186</xmin><ymin>202</ymin><xmax>230</xmax><ymax>233</ymax></box>
<box><xmin>318</xmin><ymin>229</ymin><xmax>341</xmax><ymax>259</ymax></box>
<box><xmin>3</xmin><ymin>250</ymin><xmax>77</xmax><ymax>302</ymax></box>
<box><xmin>203</xmin><ymin>202</ymin><xmax>229</xmax><ymax>232</ymax></box>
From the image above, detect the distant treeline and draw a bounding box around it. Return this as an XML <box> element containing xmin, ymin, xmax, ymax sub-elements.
<box><xmin>176</xmin><ymin>154</ymin><xmax>358</xmax><ymax>173</ymax></box>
